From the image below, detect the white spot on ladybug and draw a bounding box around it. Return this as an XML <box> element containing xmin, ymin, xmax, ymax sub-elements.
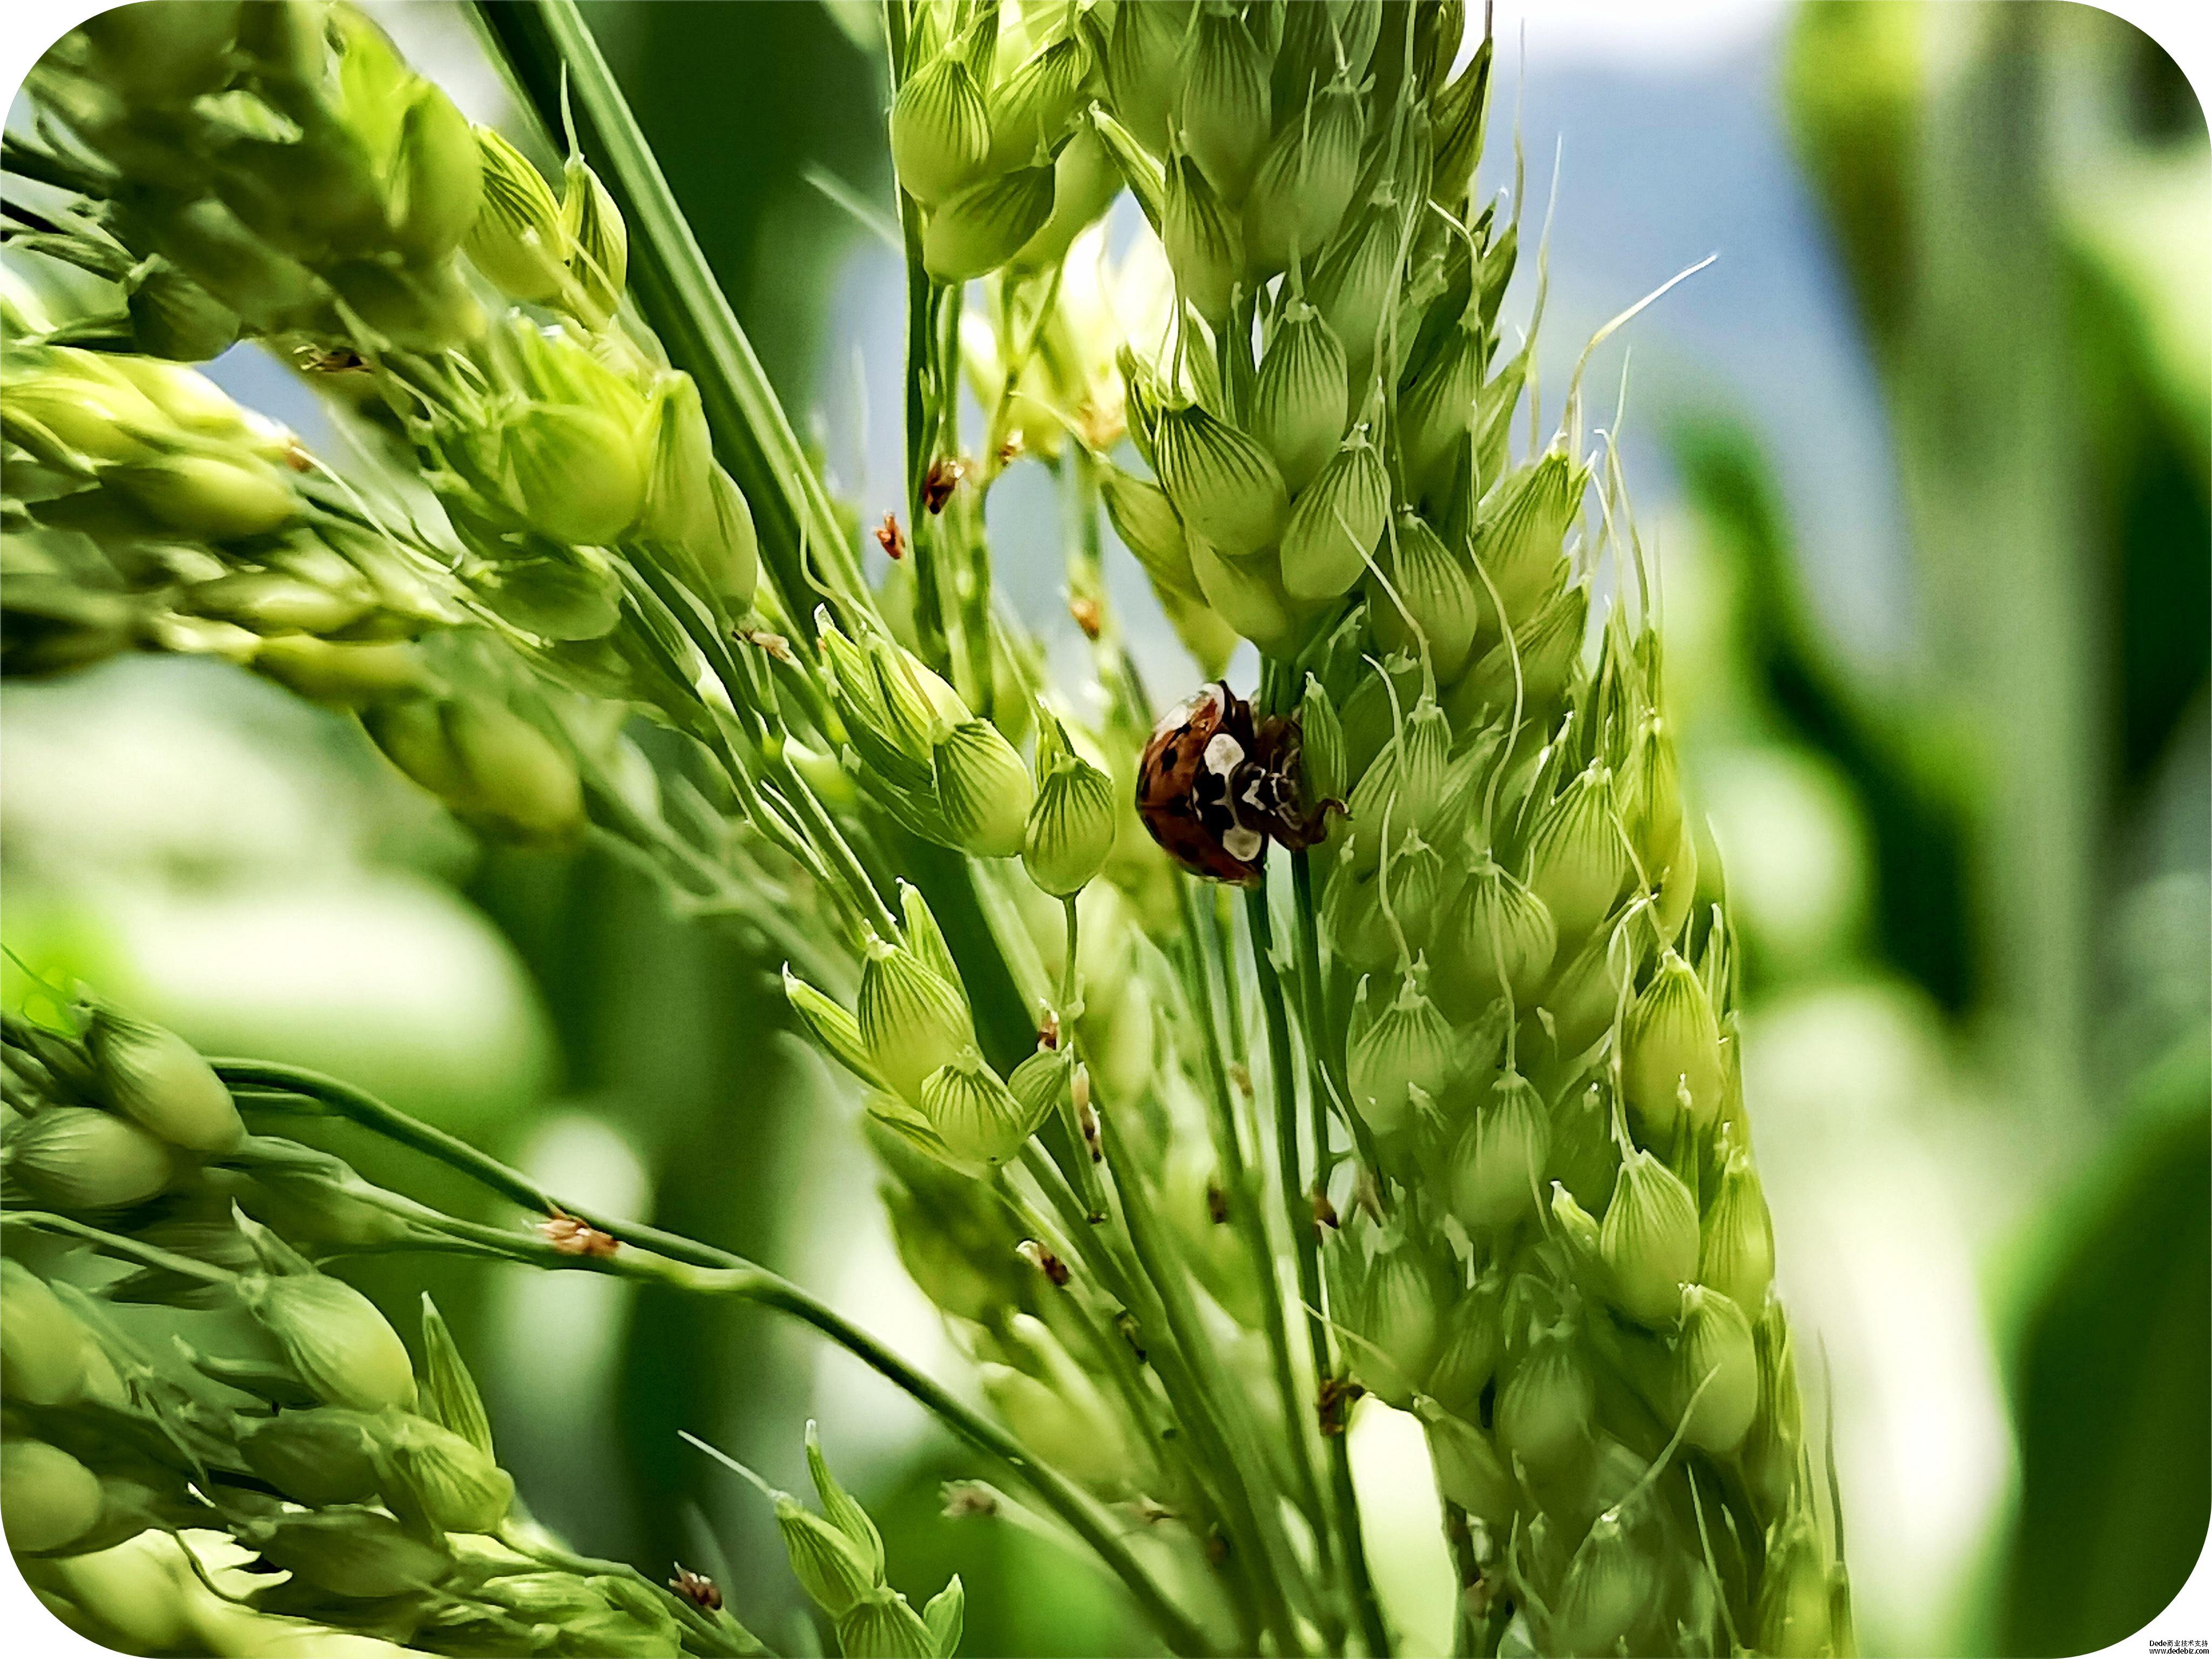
<box><xmin>1223</xmin><ymin>825</ymin><xmax>1263</xmax><ymax>862</ymax></box>
<box><xmin>1203</xmin><ymin>733</ymin><xmax>1245</xmax><ymax>778</ymax></box>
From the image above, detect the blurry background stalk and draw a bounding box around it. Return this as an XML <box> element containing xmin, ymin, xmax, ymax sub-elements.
<box><xmin>1768</xmin><ymin>3</ymin><xmax>2208</xmax><ymax>1655</ymax></box>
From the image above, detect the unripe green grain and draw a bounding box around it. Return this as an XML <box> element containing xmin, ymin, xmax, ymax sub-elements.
<box><xmin>925</xmin><ymin>167</ymin><xmax>1056</xmax><ymax>282</ymax></box>
<box><xmin>857</xmin><ymin>936</ymin><xmax>976</xmax><ymax>1107</ymax></box>
<box><xmin>1416</xmin><ymin>1399</ymin><xmax>1517</xmax><ymax>1533</ymax></box>
<box><xmin>935</xmin><ymin>719</ymin><xmax>1035</xmax><ymax>858</ymax></box>
<box><xmin>1279</xmin><ymin>429</ymin><xmax>1388</xmax><ymax>601</ymax></box>
<box><xmin>86</xmin><ymin>1005</ymin><xmax>242</xmax><ymax>1153</ymax></box>
<box><xmin>1251</xmin><ymin>302</ymin><xmax>1348</xmax><ymax>493</ymax></box>
<box><xmin>1446</xmin><ymin>1067</ymin><xmax>1552</xmax><ymax>1230</ymax></box>
<box><xmin>1</xmin><ymin>1440</ymin><xmax>105</xmax><ymax>1555</ymax></box>
<box><xmin>1670</xmin><ymin>1284</ymin><xmax>1760</xmax><ymax>1454</ymax></box>
<box><xmin>1496</xmin><ymin>1333</ymin><xmax>1594</xmax><ymax>1476</ymax></box>
<box><xmin>1175</xmin><ymin>8</ymin><xmax>1270</xmax><ymax>203</ymax></box>
<box><xmin>1622</xmin><ymin>949</ymin><xmax>1724</xmax><ymax>1136</ymax></box>
<box><xmin>1</xmin><ymin>1262</ymin><xmax>97</xmax><ymax>1407</ymax></box>
<box><xmin>1347</xmin><ymin>967</ymin><xmax>1460</xmax><ymax>1135</ymax></box>
<box><xmin>241</xmin><ymin>1270</ymin><xmax>418</xmax><ymax>1413</ymax></box>
<box><xmin>1367</xmin><ymin>513</ymin><xmax>1480</xmax><ymax>680</ymax></box>
<box><xmin>1600</xmin><ymin>1147</ymin><xmax>1700</xmax><ymax>1328</ymax></box>
<box><xmin>5</xmin><ymin>1106</ymin><xmax>175</xmax><ymax>1211</ymax></box>
<box><xmin>1161</xmin><ymin>147</ymin><xmax>1244</xmax><ymax>325</ymax></box>
<box><xmin>893</xmin><ymin>55</ymin><xmax>992</xmax><ymax>208</ymax></box>
<box><xmin>1526</xmin><ymin>762</ymin><xmax>1629</xmax><ymax>946</ymax></box>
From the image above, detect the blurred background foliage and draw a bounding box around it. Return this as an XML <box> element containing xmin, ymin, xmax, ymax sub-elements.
<box><xmin>2</xmin><ymin>3</ymin><xmax>2204</xmax><ymax>1656</ymax></box>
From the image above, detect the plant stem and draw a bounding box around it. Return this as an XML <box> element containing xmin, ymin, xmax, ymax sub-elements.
<box><xmin>1175</xmin><ymin>880</ymin><xmax>1334</xmax><ymax>1588</ymax></box>
<box><xmin>1243</xmin><ymin>883</ymin><xmax>1391</xmax><ymax>1659</ymax></box>
<box><xmin>213</xmin><ymin>1060</ymin><xmax>1211</xmax><ymax>1657</ymax></box>
<box><xmin>1101</xmin><ymin>1114</ymin><xmax>1307</xmax><ymax>1657</ymax></box>
<box><xmin>0</xmin><ymin>1211</ymin><xmax>235</xmax><ymax>1285</ymax></box>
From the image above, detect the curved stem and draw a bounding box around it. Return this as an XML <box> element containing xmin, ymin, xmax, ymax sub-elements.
<box><xmin>212</xmin><ymin>1059</ymin><xmax>1212</xmax><ymax>1657</ymax></box>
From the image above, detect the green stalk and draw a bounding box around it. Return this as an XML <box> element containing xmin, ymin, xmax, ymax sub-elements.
<box><xmin>210</xmin><ymin>1058</ymin><xmax>1212</xmax><ymax>1658</ymax></box>
<box><xmin>1015</xmin><ymin>1139</ymin><xmax>1273</xmax><ymax>1654</ymax></box>
<box><xmin>1101</xmin><ymin>1115</ymin><xmax>1308</xmax><ymax>1657</ymax></box>
<box><xmin>468</xmin><ymin>0</ymin><xmax>867</xmax><ymax>636</ymax></box>
<box><xmin>1175</xmin><ymin>879</ymin><xmax>1334</xmax><ymax>1583</ymax></box>
<box><xmin>1245</xmin><ymin>882</ymin><xmax>1391</xmax><ymax>1659</ymax></box>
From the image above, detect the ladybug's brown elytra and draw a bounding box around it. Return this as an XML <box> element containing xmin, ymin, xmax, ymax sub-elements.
<box><xmin>1135</xmin><ymin>682</ymin><xmax>1338</xmax><ymax>886</ymax></box>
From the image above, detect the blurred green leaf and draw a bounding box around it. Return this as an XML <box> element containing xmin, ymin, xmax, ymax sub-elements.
<box><xmin>1668</xmin><ymin>414</ymin><xmax>1978</xmax><ymax>1010</ymax></box>
<box><xmin>1998</xmin><ymin>1037</ymin><xmax>2211</xmax><ymax>1656</ymax></box>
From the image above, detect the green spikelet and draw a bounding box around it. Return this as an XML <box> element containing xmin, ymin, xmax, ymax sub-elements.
<box><xmin>856</xmin><ymin>933</ymin><xmax>975</xmax><ymax>1107</ymax></box>
<box><xmin>1100</xmin><ymin>464</ymin><xmax>1201</xmax><ymax>596</ymax></box>
<box><xmin>1023</xmin><ymin>726</ymin><xmax>1118</xmax><ymax>896</ymax></box>
<box><xmin>1445</xmin><ymin>1067</ymin><xmax>1552</xmax><ymax>1230</ymax></box>
<box><xmin>1367</xmin><ymin>512</ymin><xmax>1481</xmax><ymax>680</ymax></box>
<box><xmin>559</xmin><ymin>154</ymin><xmax>629</xmax><ymax>325</ymax></box>
<box><xmin>1103</xmin><ymin>0</ymin><xmax>1189</xmax><ymax>154</ymax></box>
<box><xmin>1525</xmin><ymin>762</ymin><xmax>1629</xmax><ymax>946</ymax></box>
<box><xmin>1668</xmin><ymin>1284</ymin><xmax>1760</xmax><ymax>1454</ymax></box>
<box><xmin>1599</xmin><ymin>1145</ymin><xmax>1700</xmax><ymax>1328</ymax></box>
<box><xmin>1161</xmin><ymin>145</ymin><xmax>1244</xmax><ymax>323</ymax></box>
<box><xmin>85</xmin><ymin>1004</ymin><xmax>242</xmax><ymax>1154</ymax></box>
<box><xmin>1</xmin><ymin>1261</ymin><xmax>98</xmax><ymax>1408</ymax></box>
<box><xmin>1398</xmin><ymin>320</ymin><xmax>1485</xmax><ymax>500</ymax></box>
<box><xmin>417</xmin><ymin>1294</ymin><xmax>495</xmax><ymax>1457</ymax></box>
<box><xmin>1436</xmin><ymin>856</ymin><xmax>1557</xmax><ymax>1017</ymax></box>
<box><xmin>923</xmin><ymin>167</ymin><xmax>1055</xmax><ymax>282</ymax></box>
<box><xmin>1449</xmin><ymin>577</ymin><xmax>1589</xmax><ymax>727</ymax></box>
<box><xmin>1151</xmin><ymin>401</ymin><xmax>1288</xmax><ymax>559</ymax></box>
<box><xmin>919</xmin><ymin>1053</ymin><xmax>1045</xmax><ymax>1168</ymax></box>
<box><xmin>1</xmin><ymin>1440</ymin><xmax>105</xmax><ymax>1555</ymax></box>
<box><xmin>467</xmin><ymin>124</ymin><xmax>569</xmax><ymax>302</ymax></box>
<box><xmin>1347</xmin><ymin>966</ymin><xmax>1460</xmax><ymax>1135</ymax></box>
<box><xmin>892</xmin><ymin>53</ymin><xmax>992</xmax><ymax>207</ymax></box>
<box><xmin>1175</xmin><ymin>6</ymin><xmax>1270</xmax><ymax>202</ymax></box>
<box><xmin>242</xmin><ymin>1269</ymin><xmax>419</xmax><ymax>1413</ymax></box>
<box><xmin>1243</xmin><ymin>77</ymin><xmax>1365</xmax><ymax>274</ymax></box>
<box><xmin>1622</xmin><ymin>949</ymin><xmax>1724</xmax><ymax>1136</ymax></box>
<box><xmin>5</xmin><ymin>1106</ymin><xmax>175</xmax><ymax>1211</ymax></box>
<box><xmin>807</xmin><ymin>1421</ymin><xmax>888</xmax><ymax>1581</ymax></box>
<box><xmin>935</xmin><ymin>718</ymin><xmax>1035</xmax><ymax>858</ymax></box>
<box><xmin>1279</xmin><ymin>429</ymin><xmax>1388</xmax><ymax>601</ymax></box>
<box><xmin>1416</xmin><ymin>1399</ymin><xmax>1517</xmax><ymax>1533</ymax></box>
<box><xmin>1250</xmin><ymin>300</ymin><xmax>1348</xmax><ymax>493</ymax></box>
<box><xmin>1554</xmin><ymin>1510</ymin><xmax>1656</xmax><ymax>1655</ymax></box>
<box><xmin>984</xmin><ymin>34</ymin><xmax>1092</xmax><ymax>172</ymax></box>
<box><xmin>1496</xmin><ymin>1331</ymin><xmax>1594</xmax><ymax>1476</ymax></box>
<box><xmin>1476</xmin><ymin>449</ymin><xmax>1588</xmax><ymax>627</ymax></box>
<box><xmin>1309</xmin><ymin>200</ymin><xmax>1399</xmax><ymax>372</ymax></box>
<box><xmin>1701</xmin><ymin>1144</ymin><xmax>1777</xmax><ymax>1313</ymax></box>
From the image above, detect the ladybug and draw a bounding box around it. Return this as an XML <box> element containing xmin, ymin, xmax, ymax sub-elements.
<box><xmin>1135</xmin><ymin>682</ymin><xmax>1338</xmax><ymax>886</ymax></box>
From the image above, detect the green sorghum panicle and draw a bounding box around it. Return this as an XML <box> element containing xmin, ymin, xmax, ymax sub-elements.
<box><xmin>4</xmin><ymin>3</ymin><xmax>1848</xmax><ymax>1651</ymax></box>
<box><xmin>1</xmin><ymin>1011</ymin><xmax>737</xmax><ymax>1651</ymax></box>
